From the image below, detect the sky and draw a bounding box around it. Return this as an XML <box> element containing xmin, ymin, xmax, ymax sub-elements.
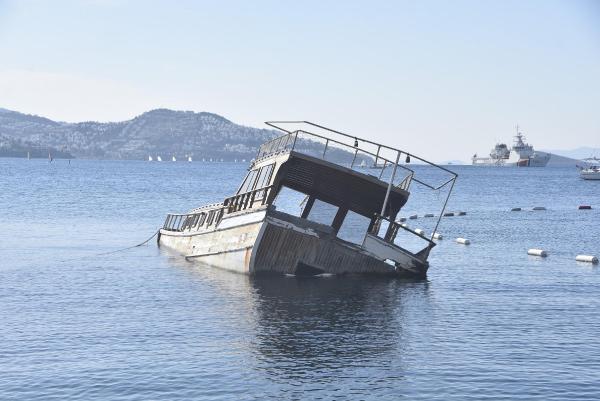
<box><xmin>0</xmin><ymin>0</ymin><xmax>599</xmax><ymax>161</ymax></box>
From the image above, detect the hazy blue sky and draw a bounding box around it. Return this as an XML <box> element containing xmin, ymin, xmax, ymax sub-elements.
<box><xmin>1</xmin><ymin>0</ymin><xmax>598</xmax><ymax>161</ymax></box>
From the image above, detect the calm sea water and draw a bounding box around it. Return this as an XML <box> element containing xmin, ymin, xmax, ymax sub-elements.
<box><xmin>1</xmin><ymin>158</ymin><xmax>599</xmax><ymax>400</ymax></box>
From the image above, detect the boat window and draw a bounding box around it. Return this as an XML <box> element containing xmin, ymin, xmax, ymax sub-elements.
<box><xmin>238</xmin><ymin>169</ymin><xmax>259</xmax><ymax>194</ymax></box>
<box><xmin>256</xmin><ymin>163</ymin><xmax>274</xmax><ymax>189</ymax></box>
<box><xmin>337</xmin><ymin>211</ymin><xmax>371</xmax><ymax>244</ymax></box>
<box><xmin>272</xmin><ymin>186</ymin><xmax>308</xmax><ymax>217</ymax></box>
<box><xmin>307</xmin><ymin>199</ymin><xmax>338</xmax><ymax>226</ymax></box>
<box><xmin>255</xmin><ymin>164</ymin><xmax>275</xmax><ymax>200</ymax></box>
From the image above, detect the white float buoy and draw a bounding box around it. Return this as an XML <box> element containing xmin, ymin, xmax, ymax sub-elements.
<box><xmin>423</xmin><ymin>213</ymin><xmax>434</xmax><ymax>218</ymax></box>
<box><xmin>455</xmin><ymin>237</ymin><xmax>470</xmax><ymax>245</ymax></box>
<box><xmin>409</xmin><ymin>214</ymin><xmax>418</xmax><ymax>220</ymax></box>
<box><xmin>414</xmin><ymin>228</ymin><xmax>425</xmax><ymax>236</ymax></box>
<box><xmin>433</xmin><ymin>233</ymin><xmax>443</xmax><ymax>240</ymax></box>
<box><xmin>511</xmin><ymin>207</ymin><xmax>522</xmax><ymax>212</ymax></box>
<box><xmin>576</xmin><ymin>255</ymin><xmax>599</xmax><ymax>264</ymax></box>
<box><xmin>532</xmin><ymin>206</ymin><xmax>546</xmax><ymax>211</ymax></box>
<box><xmin>527</xmin><ymin>249</ymin><xmax>548</xmax><ymax>257</ymax></box>
<box><xmin>401</xmin><ymin>223</ymin><xmax>409</xmax><ymax>228</ymax></box>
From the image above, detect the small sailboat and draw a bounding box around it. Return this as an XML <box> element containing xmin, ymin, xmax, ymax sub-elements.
<box><xmin>48</xmin><ymin>152</ymin><xmax>53</xmax><ymax>163</ymax></box>
<box><xmin>359</xmin><ymin>160</ymin><xmax>367</xmax><ymax>168</ymax></box>
<box><xmin>27</xmin><ymin>151</ymin><xmax>31</xmax><ymax>160</ymax></box>
<box><xmin>188</xmin><ymin>156</ymin><xmax>192</xmax><ymax>162</ymax></box>
<box><xmin>157</xmin><ymin>156</ymin><xmax>163</xmax><ymax>162</ymax></box>
<box><xmin>148</xmin><ymin>155</ymin><xmax>153</xmax><ymax>161</ymax></box>
<box><xmin>172</xmin><ymin>156</ymin><xmax>177</xmax><ymax>162</ymax></box>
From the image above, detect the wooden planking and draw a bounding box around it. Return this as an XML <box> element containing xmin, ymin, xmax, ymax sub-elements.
<box><xmin>254</xmin><ymin>220</ymin><xmax>396</xmax><ymax>275</ymax></box>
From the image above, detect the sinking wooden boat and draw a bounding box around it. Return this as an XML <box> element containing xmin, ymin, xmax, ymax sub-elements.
<box><xmin>158</xmin><ymin>122</ymin><xmax>457</xmax><ymax>278</ymax></box>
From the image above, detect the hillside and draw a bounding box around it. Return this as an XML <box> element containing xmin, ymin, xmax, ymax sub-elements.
<box><xmin>0</xmin><ymin>108</ymin><xmax>276</xmax><ymax>160</ymax></box>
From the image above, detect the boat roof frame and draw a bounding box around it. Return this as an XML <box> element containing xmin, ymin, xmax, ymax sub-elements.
<box><xmin>262</xmin><ymin>121</ymin><xmax>458</xmax><ymax>241</ymax></box>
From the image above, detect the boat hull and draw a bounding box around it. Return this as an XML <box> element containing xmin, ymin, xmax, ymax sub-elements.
<box><xmin>158</xmin><ymin>209</ymin><xmax>428</xmax><ymax>278</ymax></box>
<box><xmin>581</xmin><ymin>173</ymin><xmax>600</xmax><ymax>180</ymax></box>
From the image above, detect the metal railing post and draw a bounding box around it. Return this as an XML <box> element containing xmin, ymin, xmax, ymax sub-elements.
<box><xmin>350</xmin><ymin>149</ymin><xmax>358</xmax><ymax>168</ymax></box>
<box><xmin>292</xmin><ymin>131</ymin><xmax>298</xmax><ymax>151</ymax></box>
<box><xmin>378</xmin><ymin>161</ymin><xmax>387</xmax><ymax>179</ymax></box>
<box><xmin>322</xmin><ymin>139</ymin><xmax>329</xmax><ymax>159</ymax></box>
<box><xmin>380</xmin><ymin>151</ymin><xmax>400</xmax><ymax>217</ymax></box>
<box><xmin>431</xmin><ymin>177</ymin><xmax>456</xmax><ymax>241</ymax></box>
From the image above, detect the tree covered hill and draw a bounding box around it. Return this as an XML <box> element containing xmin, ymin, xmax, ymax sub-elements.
<box><xmin>0</xmin><ymin>108</ymin><xmax>276</xmax><ymax>160</ymax></box>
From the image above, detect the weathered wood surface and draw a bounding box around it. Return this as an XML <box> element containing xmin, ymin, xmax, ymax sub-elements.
<box><xmin>253</xmin><ymin>217</ymin><xmax>397</xmax><ymax>275</ymax></box>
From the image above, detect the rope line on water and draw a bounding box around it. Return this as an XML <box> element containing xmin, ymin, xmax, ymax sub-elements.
<box><xmin>59</xmin><ymin>230</ymin><xmax>159</xmax><ymax>263</ymax></box>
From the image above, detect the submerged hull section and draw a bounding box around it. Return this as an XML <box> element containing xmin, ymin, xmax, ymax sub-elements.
<box><xmin>159</xmin><ymin>208</ymin><xmax>428</xmax><ymax>278</ymax></box>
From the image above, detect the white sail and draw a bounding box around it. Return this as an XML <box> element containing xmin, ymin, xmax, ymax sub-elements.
<box><xmin>188</xmin><ymin>156</ymin><xmax>192</xmax><ymax>162</ymax></box>
<box><xmin>148</xmin><ymin>155</ymin><xmax>153</xmax><ymax>161</ymax></box>
<box><xmin>157</xmin><ymin>156</ymin><xmax>162</xmax><ymax>162</ymax></box>
<box><xmin>172</xmin><ymin>156</ymin><xmax>176</xmax><ymax>162</ymax></box>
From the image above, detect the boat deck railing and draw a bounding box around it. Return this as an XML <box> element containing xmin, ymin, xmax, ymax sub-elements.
<box><xmin>223</xmin><ymin>185</ymin><xmax>274</xmax><ymax>213</ymax></box>
<box><xmin>258</xmin><ymin>124</ymin><xmax>415</xmax><ymax>191</ymax></box>
<box><xmin>163</xmin><ymin>204</ymin><xmax>225</xmax><ymax>233</ymax></box>
<box><xmin>261</xmin><ymin>121</ymin><xmax>458</xmax><ymax>241</ymax></box>
<box><xmin>162</xmin><ymin>185</ymin><xmax>275</xmax><ymax>232</ymax></box>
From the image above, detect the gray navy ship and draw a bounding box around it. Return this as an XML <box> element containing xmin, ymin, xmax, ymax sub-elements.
<box><xmin>472</xmin><ymin>128</ymin><xmax>579</xmax><ymax>167</ymax></box>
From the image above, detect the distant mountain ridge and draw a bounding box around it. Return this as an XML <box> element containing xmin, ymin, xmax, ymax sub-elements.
<box><xmin>541</xmin><ymin>147</ymin><xmax>600</xmax><ymax>160</ymax></box>
<box><xmin>0</xmin><ymin>108</ymin><xmax>277</xmax><ymax>160</ymax></box>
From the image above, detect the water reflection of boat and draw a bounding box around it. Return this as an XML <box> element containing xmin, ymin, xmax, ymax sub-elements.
<box><xmin>159</xmin><ymin>121</ymin><xmax>457</xmax><ymax>278</ymax></box>
<box><xmin>166</xmin><ymin>256</ymin><xmax>430</xmax><ymax>368</ymax></box>
<box><xmin>249</xmin><ymin>276</ymin><xmax>423</xmax><ymax>362</ymax></box>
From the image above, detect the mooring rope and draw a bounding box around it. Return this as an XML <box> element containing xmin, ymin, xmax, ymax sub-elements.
<box><xmin>58</xmin><ymin>229</ymin><xmax>159</xmax><ymax>263</ymax></box>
